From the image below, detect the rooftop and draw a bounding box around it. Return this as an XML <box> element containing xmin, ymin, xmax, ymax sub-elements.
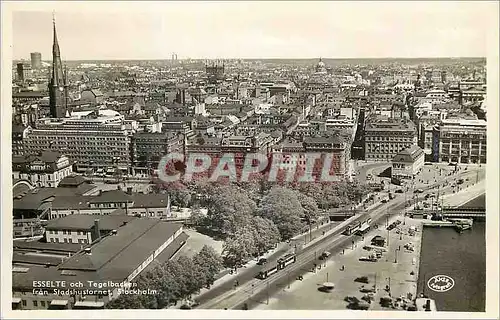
<box><xmin>45</xmin><ymin>214</ymin><xmax>135</xmax><ymax>231</ymax></box>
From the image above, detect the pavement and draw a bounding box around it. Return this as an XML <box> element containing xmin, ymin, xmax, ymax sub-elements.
<box><xmin>254</xmin><ymin>215</ymin><xmax>423</xmax><ymax>310</ymax></box>
<box><xmin>441</xmin><ymin>179</ymin><xmax>485</xmax><ymax>207</ymax></box>
<box><xmin>186</xmin><ymin>218</ymin><xmax>343</xmax><ymax>308</ymax></box>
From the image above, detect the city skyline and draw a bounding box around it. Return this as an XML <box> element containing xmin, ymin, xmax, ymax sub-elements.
<box><xmin>10</xmin><ymin>1</ymin><xmax>496</xmax><ymax>61</ymax></box>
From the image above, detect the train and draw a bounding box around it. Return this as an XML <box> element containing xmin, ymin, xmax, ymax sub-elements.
<box><xmin>256</xmin><ymin>253</ymin><xmax>297</xmax><ymax>280</ymax></box>
<box><xmin>342</xmin><ymin>218</ymin><xmax>372</xmax><ymax>236</ymax></box>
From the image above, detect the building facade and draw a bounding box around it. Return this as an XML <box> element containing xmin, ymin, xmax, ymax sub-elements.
<box><xmin>131</xmin><ymin>132</ymin><xmax>183</xmax><ymax>177</ymax></box>
<box><xmin>24</xmin><ymin>109</ymin><xmax>134</xmax><ymax>174</ymax></box>
<box><xmin>12</xmin><ymin>152</ymin><xmax>73</xmax><ymax>188</ymax></box>
<box><xmin>434</xmin><ymin>119</ymin><xmax>487</xmax><ymax>164</ymax></box>
<box><xmin>391</xmin><ymin>145</ymin><xmax>425</xmax><ymax>179</ymax></box>
<box><xmin>364</xmin><ymin>117</ymin><xmax>417</xmax><ymax>161</ymax></box>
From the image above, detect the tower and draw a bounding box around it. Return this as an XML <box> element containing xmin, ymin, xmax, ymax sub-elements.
<box><xmin>30</xmin><ymin>52</ymin><xmax>42</xmax><ymax>69</ymax></box>
<box><xmin>49</xmin><ymin>14</ymin><xmax>70</xmax><ymax>119</ymax></box>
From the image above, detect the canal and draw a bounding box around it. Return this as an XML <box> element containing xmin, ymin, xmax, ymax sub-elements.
<box><xmin>417</xmin><ymin>193</ymin><xmax>486</xmax><ymax>312</ymax></box>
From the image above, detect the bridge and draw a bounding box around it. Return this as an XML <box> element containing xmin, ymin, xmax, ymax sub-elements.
<box><xmin>441</xmin><ymin>207</ymin><xmax>485</xmax><ymax>219</ymax></box>
<box><xmin>408</xmin><ymin>207</ymin><xmax>485</xmax><ymax>220</ymax></box>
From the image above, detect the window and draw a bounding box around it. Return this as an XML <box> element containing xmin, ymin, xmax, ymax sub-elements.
<box><xmin>33</xmin><ymin>300</ymin><xmax>38</xmax><ymax>307</ymax></box>
<box><xmin>22</xmin><ymin>300</ymin><xmax>27</xmax><ymax>307</ymax></box>
<box><xmin>41</xmin><ymin>301</ymin><xmax>46</xmax><ymax>307</ymax></box>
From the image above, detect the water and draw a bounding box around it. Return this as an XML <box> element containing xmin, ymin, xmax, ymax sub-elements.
<box><xmin>417</xmin><ymin>194</ymin><xmax>486</xmax><ymax>312</ymax></box>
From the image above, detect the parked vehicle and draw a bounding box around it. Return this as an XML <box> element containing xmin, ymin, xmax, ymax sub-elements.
<box><xmin>256</xmin><ymin>254</ymin><xmax>296</xmax><ymax>280</ymax></box>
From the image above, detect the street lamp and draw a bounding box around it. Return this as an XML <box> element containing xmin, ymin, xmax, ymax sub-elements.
<box><xmin>394</xmin><ymin>248</ymin><xmax>400</xmax><ymax>263</ymax></box>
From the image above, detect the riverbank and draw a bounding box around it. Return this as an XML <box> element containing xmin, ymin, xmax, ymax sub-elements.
<box><xmin>416</xmin><ymin>193</ymin><xmax>486</xmax><ymax>312</ymax></box>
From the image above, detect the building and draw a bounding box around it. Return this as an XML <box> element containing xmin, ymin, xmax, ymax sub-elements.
<box><xmin>131</xmin><ymin>132</ymin><xmax>183</xmax><ymax>177</ymax></box>
<box><xmin>185</xmin><ymin>133</ymin><xmax>274</xmax><ymax>180</ymax></box>
<box><xmin>12</xmin><ymin>176</ymin><xmax>99</xmax><ymax>222</ymax></box>
<box><xmin>364</xmin><ymin>117</ymin><xmax>417</xmax><ymax>161</ymax></box>
<box><xmin>434</xmin><ymin>119</ymin><xmax>487</xmax><ymax>164</ymax></box>
<box><xmin>16</xmin><ymin>63</ymin><xmax>31</xmax><ymax>82</ymax></box>
<box><xmin>30</xmin><ymin>52</ymin><xmax>42</xmax><ymax>69</ymax></box>
<box><xmin>303</xmin><ymin>136</ymin><xmax>351</xmax><ymax>179</ymax></box>
<box><xmin>45</xmin><ymin>214</ymin><xmax>135</xmax><ymax>244</ymax></box>
<box><xmin>80</xmin><ymin>89</ymin><xmax>104</xmax><ymax>105</ymax></box>
<box><xmin>12</xmin><ymin>218</ymin><xmax>188</xmax><ymax>310</ymax></box>
<box><xmin>391</xmin><ymin>145</ymin><xmax>425</xmax><ymax>180</ymax></box>
<box><xmin>206</xmin><ymin>60</ymin><xmax>225</xmax><ymax>84</ymax></box>
<box><xmin>24</xmin><ymin>109</ymin><xmax>134</xmax><ymax>174</ymax></box>
<box><xmin>12</xmin><ymin>124</ymin><xmax>30</xmax><ymax>156</ymax></box>
<box><xmin>12</xmin><ymin>151</ymin><xmax>73</xmax><ymax>188</ymax></box>
<box><xmin>49</xmin><ymin>188</ymin><xmax>172</xmax><ymax>220</ymax></box>
<box><xmin>270</xmin><ymin>135</ymin><xmax>351</xmax><ymax>182</ymax></box>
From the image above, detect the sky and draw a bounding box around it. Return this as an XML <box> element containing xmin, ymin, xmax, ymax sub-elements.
<box><xmin>7</xmin><ymin>1</ymin><xmax>498</xmax><ymax>61</ymax></box>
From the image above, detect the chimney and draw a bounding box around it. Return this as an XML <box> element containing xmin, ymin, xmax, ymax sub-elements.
<box><xmin>94</xmin><ymin>219</ymin><xmax>101</xmax><ymax>239</ymax></box>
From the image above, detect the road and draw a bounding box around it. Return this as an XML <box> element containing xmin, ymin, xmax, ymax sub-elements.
<box><xmin>193</xmin><ymin>218</ymin><xmax>340</xmax><ymax>305</ymax></box>
<box><xmin>195</xmin><ymin>168</ymin><xmax>483</xmax><ymax>310</ymax></box>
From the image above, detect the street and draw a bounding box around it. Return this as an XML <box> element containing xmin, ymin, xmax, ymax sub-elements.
<box><xmin>195</xmin><ymin>167</ymin><xmax>484</xmax><ymax>309</ymax></box>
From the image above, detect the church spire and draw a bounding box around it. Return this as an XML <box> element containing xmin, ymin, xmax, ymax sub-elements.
<box><xmin>49</xmin><ymin>12</ymin><xmax>69</xmax><ymax>118</ymax></box>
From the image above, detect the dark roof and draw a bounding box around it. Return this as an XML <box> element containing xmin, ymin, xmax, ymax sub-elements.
<box><xmin>131</xmin><ymin>194</ymin><xmax>169</xmax><ymax>208</ymax></box>
<box><xmin>59</xmin><ymin>220</ymin><xmax>183</xmax><ymax>276</ymax></box>
<box><xmin>90</xmin><ymin>190</ymin><xmax>132</xmax><ymax>203</ymax></box>
<box><xmin>13</xmin><ymin>186</ymin><xmax>97</xmax><ymax>211</ymax></box>
<box><xmin>13</xmin><ymin>252</ymin><xmax>62</xmax><ymax>266</ymax></box>
<box><xmin>13</xmin><ymin>182</ymin><xmax>32</xmax><ymax>198</ymax></box>
<box><xmin>23</xmin><ymin>151</ymin><xmax>64</xmax><ymax>164</ymax></box>
<box><xmin>12</xmin><ymin>228</ymin><xmax>187</xmax><ymax>291</ymax></box>
<box><xmin>58</xmin><ymin>175</ymin><xmax>87</xmax><ymax>187</ymax></box>
<box><xmin>13</xmin><ymin>91</ymin><xmax>48</xmax><ymax>98</ymax></box>
<box><xmin>393</xmin><ymin>145</ymin><xmax>424</xmax><ymax>163</ymax></box>
<box><xmin>51</xmin><ymin>196</ymin><xmax>93</xmax><ymax>209</ymax></box>
<box><xmin>12</xmin><ymin>124</ymin><xmax>26</xmax><ymax>133</ymax></box>
<box><xmin>13</xmin><ymin>240</ymin><xmax>82</xmax><ymax>253</ymax></box>
<box><xmin>303</xmin><ymin>136</ymin><xmax>344</xmax><ymax>145</ymax></box>
<box><xmin>45</xmin><ymin>215</ymin><xmax>135</xmax><ymax>231</ymax></box>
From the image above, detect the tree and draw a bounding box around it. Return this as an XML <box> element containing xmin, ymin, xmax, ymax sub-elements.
<box><xmin>193</xmin><ymin>245</ymin><xmax>223</xmax><ymax>287</ymax></box>
<box><xmin>105</xmin><ymin>292</ymin><xmax>145</xmax><ymax>309</ymax></box>
<box><xmin>222</xmin><ymin>228</ymin><xmax>256</xmax><ymax>269</ymax></box>
<box><xmin>205</xmin><ymin>186</ymin><xmax>256</xmax><ymax>237</ymax></box>
<box><xmin>257</xmin><ymin>186</ymin><xmax>304</xmax><ymax>240</ymax></box>
<box><xmin>297</xmin><ymin>192</ymin><xmax>319</xmax><ymax>223</ymax></box>
<box><xmin>249</xmin><ymin>216</ymin><xmax>281</xmax><ymax>256</ymax></box>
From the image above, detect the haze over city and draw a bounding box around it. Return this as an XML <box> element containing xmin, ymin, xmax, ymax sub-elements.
<box><xmin>11</xmin><ymin>1</ymin><xmax>494</xmax><ymax>60</ymax></box>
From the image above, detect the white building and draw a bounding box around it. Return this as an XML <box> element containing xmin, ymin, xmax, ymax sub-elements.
<box><xmin>391</xmin><ymin>145</ymin><xmax>425</xmax><ymax>180</ymax></box>
<box><xmin>24</xmin><ymin>109</ymin><xmax>135</xmax><ymax>174</ymax></box>
<box><xmin>12</xmin><ymin>152</ymin><xmax>73</xmax><ymax>188</ymax></box>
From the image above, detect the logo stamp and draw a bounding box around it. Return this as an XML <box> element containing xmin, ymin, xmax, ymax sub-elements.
<box><xmin>427</xmin><ymin>275</ymin><xmax>455</xmax><ymax>292</ymax></box>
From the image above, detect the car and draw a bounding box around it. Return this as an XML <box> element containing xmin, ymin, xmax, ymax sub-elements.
<box><xmin>415</xmin><ymin>189</ymin><xmax>424</xmax><ymax>193</ymax></box>
<box><xmin>257</xmin><ymin>258</ymin><xmax>268</xmax><ymax>265</ymax></box>
<box><xmin>319</xmin><ymin>251</ymin><xmax>331</xmax><ymax>260</ymax></box>
<box><xmin>395</xmin><ymin>189</ymin><xmax>404</xmax><ymax>194</ymax></box>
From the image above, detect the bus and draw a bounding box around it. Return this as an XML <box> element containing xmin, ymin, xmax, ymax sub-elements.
<box><xmin>277</xmin><ymin>253</ymin><xmax>297</xmax><ymax>270</ymax></box>
<box><xmin>343</xmin><ymin>221</ymin><xmax>362</xmax><ymax>235</ymax></box>
<box><xmin>256</xmin><ymin>253</ymin><xmax>297</xmax><ymax>280</ymax></box>
<box><xmin>257</xmin><ymin>265</ymin><xmax>279</xmax><ymax>280</ymax></box>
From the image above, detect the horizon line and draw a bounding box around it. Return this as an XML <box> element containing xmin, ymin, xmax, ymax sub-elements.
<box><xmin>12</xmin><ymin>56</ymin><xmax>487</xmax><ymax>62</ymax></box>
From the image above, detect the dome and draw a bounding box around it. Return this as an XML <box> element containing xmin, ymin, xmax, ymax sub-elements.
<box><xmin>317</xmin><ymin>58</ymin><xmax>325</xmax><ymax>68</ymax></box>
